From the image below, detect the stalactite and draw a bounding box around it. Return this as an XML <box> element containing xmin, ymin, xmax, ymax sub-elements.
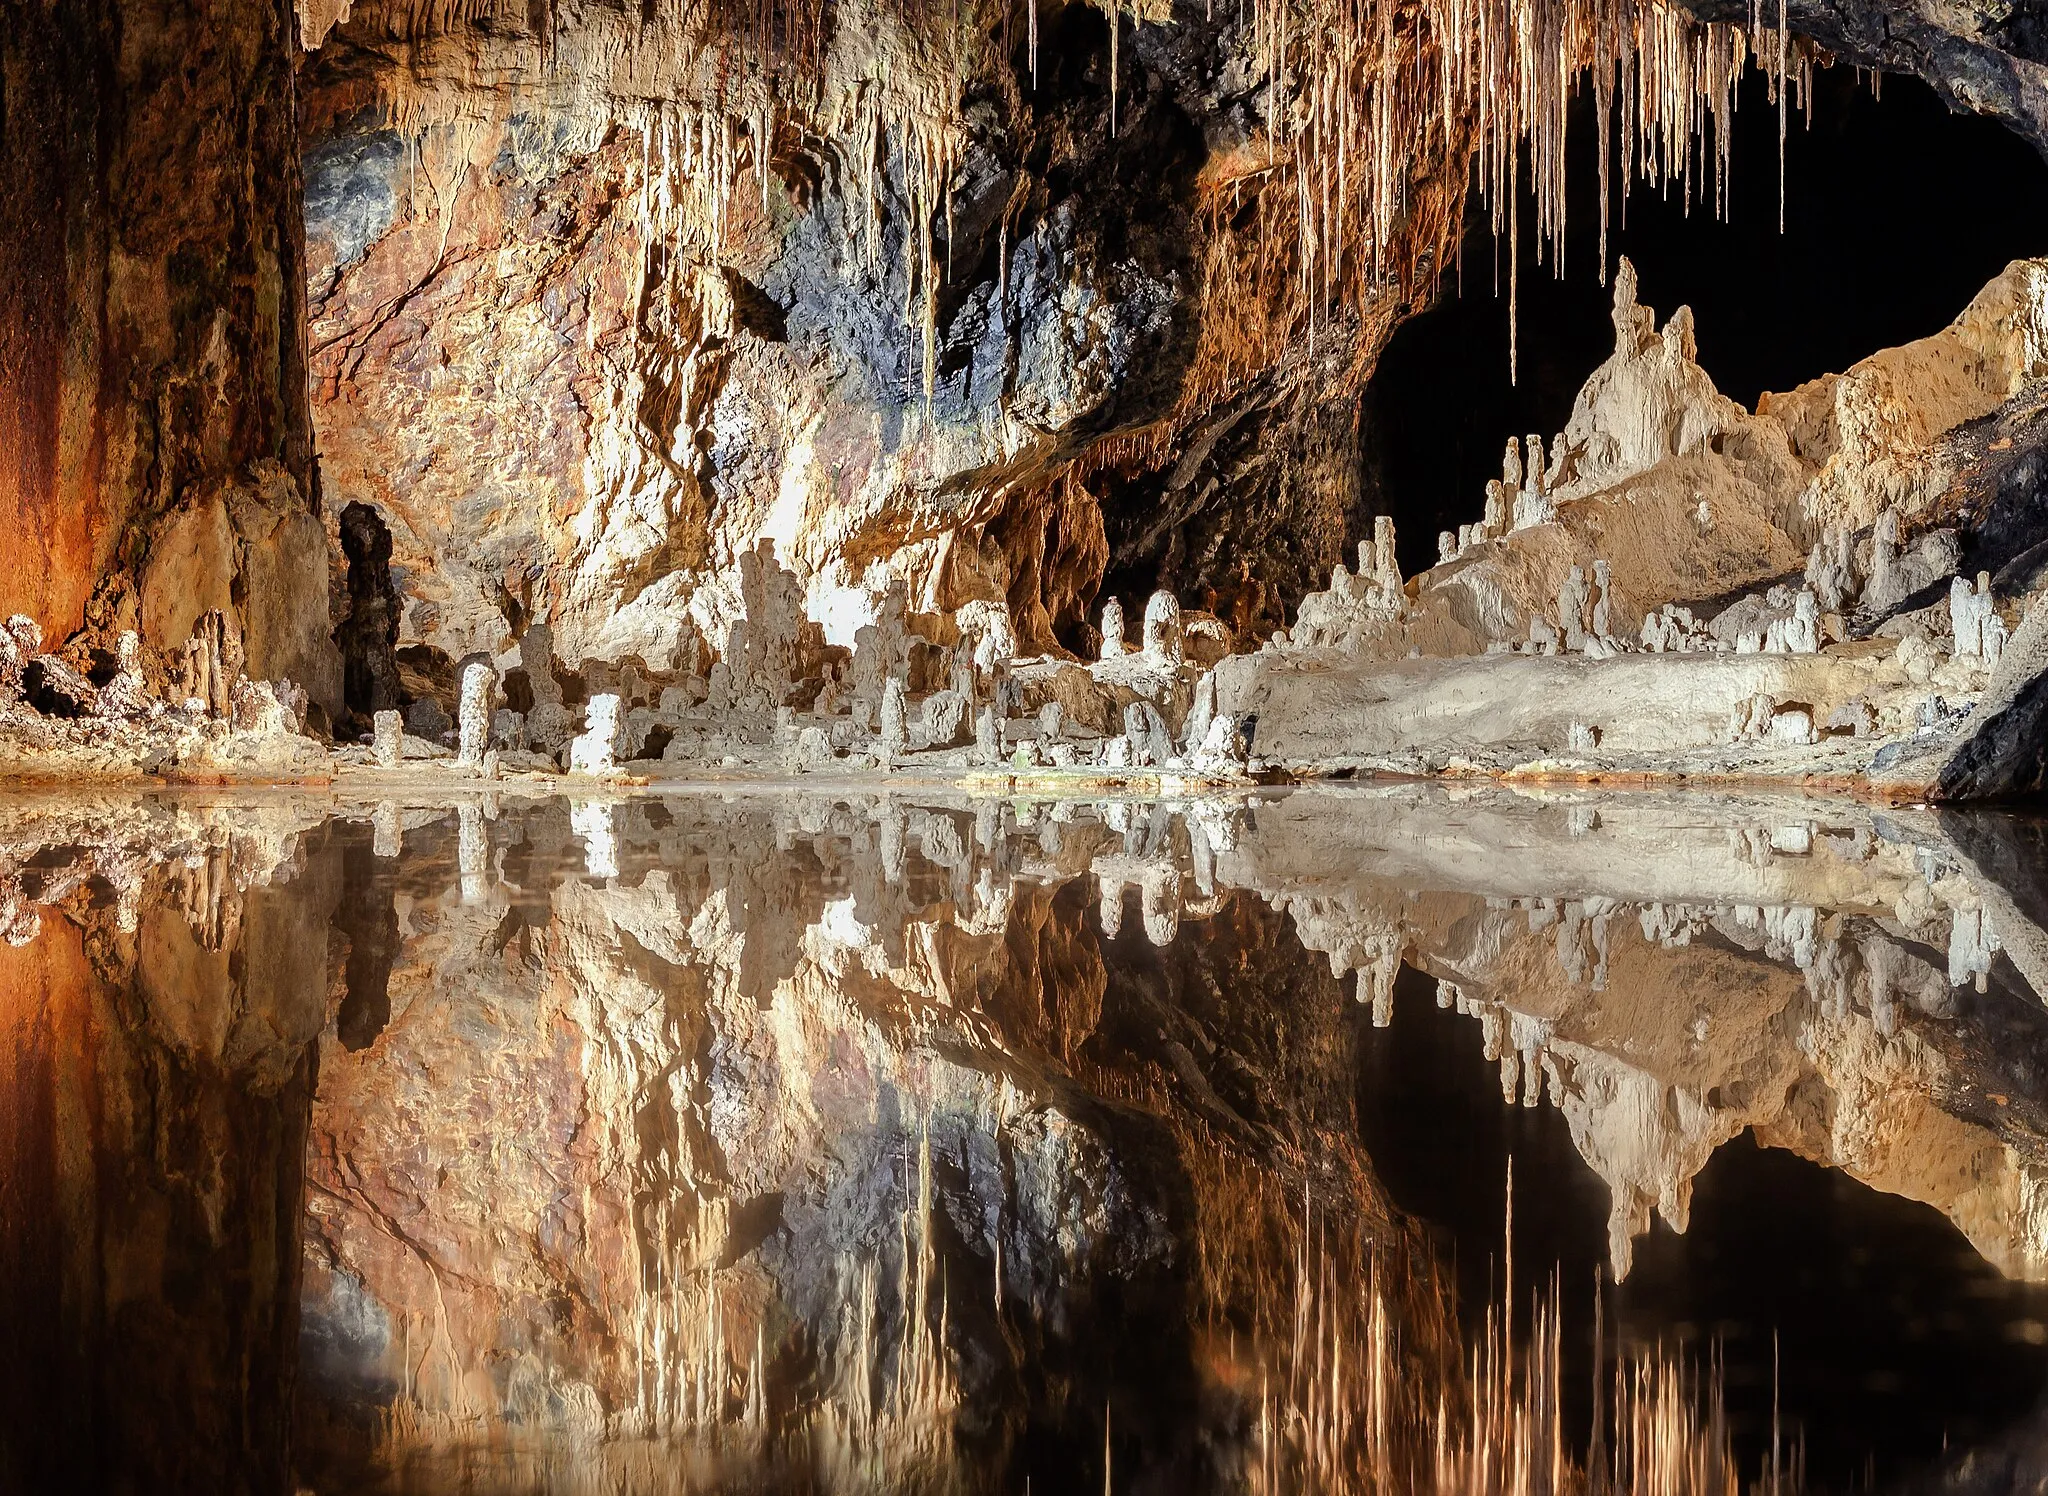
<box><xmin>322</xmin><ymin>0</ymin><xmax>1817</xmax><ymax>430</ymax></box>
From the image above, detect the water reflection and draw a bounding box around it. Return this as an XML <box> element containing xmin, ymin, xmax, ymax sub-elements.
<box><xmin>2</xmin><ymin>786</ymin><xmax>2047</xmax><ymax>1492</ymax></box>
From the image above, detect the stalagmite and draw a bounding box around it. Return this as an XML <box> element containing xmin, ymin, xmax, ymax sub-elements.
<box><xmin>1188</xmin><ymin>714</ymin><xmax>1249</xmax><ymax>776</ymax></box>
<box><xmin>850</xmin><ymin>581</ymin><xmax>911</xmax><ymax>720</ymax></box>
<box><xmin>1369</xmin><ymin>517</ymin><xmax>1401</xmax><ymax>594</ymax></box>
<box><xmin>879</xmin><ymin>677</ymin><xmax>908</xmax><ymax>766</ymax></box>
<box><xmin>1556</xmin><ymin>565</ymin><xmax>1591</xmax><ymax>651</ymax></box>
<box><xmin>1805</xmin><ymin>525</ymin><xmax>1857</xmax><ymax>612</ymax></box>
<box><xmin>180</xmin><ymin>609</ymin><xmax>245</xmax><ymax>717</ymax></box>
<box><xmin>1142</xmin><ymin>591</ymin><xmax>1183</xmax><ymax>667</ymax></box>
<box><xmin>1099</xmin><ymin>598</ymin><xmax>1127</xmax><ymax>659</ymax></box>
<box><xmin>974</xmin><ymin>704</ymin><xmax>1001</xmax><ymax>766</ymax></box>
<box><xmin>372</xmin><ymin>710</ymin><xmax>403</xmax><ymax>767</ymax></box>
<box><xmin>1140</xmin><ymin>865</ymin><xmax>1181</xmax><ymax>946</ymax></box>
<box><xmin>97</xmin><ymin>632</ymin><xmax>154</xmax><ymax>719</ymax></box>
<box><xmin>458</xmin><ymin>661</ymin><xmax>496</xmax><ymax>766</ymax></box>
<box><xmin>570</xmin><ymin>695</ymin><xmax>623</xmax><ymax>774</ymax></box>
<box><xmin>1182</xmin><ymin>671</ymin><xmax>1216</xmax><ymax>755</ymax></box>
<box><xmin>458</xmin><ymin>801</ymin><xmax>489</xmax><ymax>903</ymax></box>
<box><xmin>1098</xmin><ymin>874</ymin><xmax>1124</xmax><ymax>937</ymax></box>
<box><xmin>1871</xmin><ymin>510</ymin><xmax>1900</xmax><ymax>603</ymax></box>
<box><xmin>1590</xmin><ymin>560</ymin><xmax>1615</xmax><ymax>639</ymax></box>
<box><xmin>1783</xmin><ymin>589</ymin><xmax>1822</xmax><ymax>654</ymax></box>
<box><xmin>923</xmin><ymin>689</ymin><xmax>968</xmax><ymax>748</ymax></box>
<box><xmin>1951</xmin><ymin>573</ymin><xmax>1997</xmax><ymax>658</ymax></box>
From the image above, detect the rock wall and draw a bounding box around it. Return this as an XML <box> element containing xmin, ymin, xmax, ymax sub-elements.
<box><xmin>0</xmin><ymin>0</ymin><xmax>342</xmax><ymax>714</ymax></box>
<box><xmin>295</xmin><ymin>0</ymin><xmax>1468</xmax><ymax>675</ymax></box>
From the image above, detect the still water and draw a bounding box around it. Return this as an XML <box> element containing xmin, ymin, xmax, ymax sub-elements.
<box><xmin>4</xmin><ymin>784</ymin><xmax>2048</xmax><ymax>1494</ymax></box>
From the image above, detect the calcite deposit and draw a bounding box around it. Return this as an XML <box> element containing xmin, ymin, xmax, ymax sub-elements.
<box><xmin>1217</xmin><ymin>258</ymin><xmax>2048</xmax><ymax>797</ymax></box>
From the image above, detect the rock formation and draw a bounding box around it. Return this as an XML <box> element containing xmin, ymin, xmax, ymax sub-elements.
<box><xmin>569</xmin><ymin>695</ymin><xmax>623</xmax><ymax>775</ymax></box>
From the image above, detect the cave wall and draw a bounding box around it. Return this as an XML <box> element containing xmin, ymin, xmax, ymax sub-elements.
<box><xmin>0</xmin><ymin>0</ymin><xmax>342</xmax><ymax>711</ymax></box>
<box><xmin>297</xmin><ymin>0</ymin><xmax>1468</xmax><ymax>669</ymax></box>
<box><xmin>1</xmin><ymin>0</ymin><xmax>2044</xmax><ymax>709</ymax></box>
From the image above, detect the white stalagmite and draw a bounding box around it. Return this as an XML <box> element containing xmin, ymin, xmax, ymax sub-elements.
<box><xmin>1951</xmin><ymin>572</ymin><xmax>1997</xmax><ymax>658</ymax></box>
<box><xmin>1098</xmin><ymin>597</ymin><xmax>1127</xmax><ymax>659</ymax></box>
<box><xmin>570</xmin><ymin>694</ymin><xmax>623</xmax><ymax>773</ymax></box>
<box><xmin>372</xmin><ymin>709</ymin><xmax>403</xmax><ymax>767</ymax></box>
<box><xmin>1141</xmin><ymin>591</ymin><xmax>1182</xmax><ymax>666</ymax></box>
<box><xmin>458</xmin><ymin>660</ymin><xmax>496</xmax><ymax>765</ymax></box>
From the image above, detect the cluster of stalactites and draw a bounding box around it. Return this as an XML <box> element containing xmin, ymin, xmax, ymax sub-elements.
<box><xmin>1248</xmin><ymin>0</ymin><xmax>1815</xmax><ymax>366</ymax></box>
<box><xmin>330</xmin><ymin>0</ymin><xmax>1816</xmax><ymax>412</ymax></box>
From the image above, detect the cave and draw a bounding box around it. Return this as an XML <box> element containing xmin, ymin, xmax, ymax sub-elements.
<box><xmin>12</xmin><ymin>2</ymin><xmax>2048</xmax><ymax>1489</ymax></box>
<box><xmin>0</xmin><ymin>0</ymin><xmax>2045</xmax><ymax>793</ymax></box>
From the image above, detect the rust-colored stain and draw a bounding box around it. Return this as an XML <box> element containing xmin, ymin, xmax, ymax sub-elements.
<box><xmin>0</xmin><ymin>15</ymin><xmax>110</xmax><ymax>643</ymax></box>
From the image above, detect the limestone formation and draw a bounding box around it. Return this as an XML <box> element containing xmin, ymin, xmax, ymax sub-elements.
<box><xmin>850</xmin><ymin>581</ymin><xmax>911</xmax><ymax>720</ymax></box>
<box><xmin>458</xmin><ymin>661</ymin><xmax>496</xmax><ymax>766</ymax></box>
<box><xmin>1804</xmin><ymin>524</ymin><xmax>1857</xmax><ymax>613</ymax></box>
<box><xmin>1951</xmin><ymin>573</ymin><xmax>1999</xmax><ymax>659</ymax></box>
<box><xmin>179</xmin><ymin>609</ymin><xmax>245</xmax><ymax>717</ymax></box>
<box><xmin>521</xmin><ymin>627</ymin><xmax>577</xmax><ymax>754</ymax></box>
<box><xmin>372</xmin><ymin>710</ymin><xmax>402</xmax><ymax>768</ymax></box>
<box><xmin>97</xmin><ymin>632</ymin><xmax>155</xmax><ymax>719</ymax></box>
<box><xmin>922</xmin><ymin>689</ymin><xmax>969</xmax><ymax>750</ymax></box>
<box><xmin>879</xmin><ymin>677</ymin><xmax>908</xmax><ymax>766</ymax></box>
<box><xmin>1182</xmin><ymin>671</ymin><xmax>1217</xmax><ymax>756</ymax></box>
<box><xmin>1142</xmin><ymin>591</ymin><xmax>1183</xmax><ymax>667</ymax></box>
<box><xmin>569</xmin><ymin>695</ymin><xmax>622</xmax><ymax>774</ymax></box>
<box><xmin>1099</xmin><ymin>598</ymin><xmax>1127</xmax><ymax>659</ymax></box>
<box><xmin>1556</xmin><ymin>566</ymin><xmax>1592</xmax><ymax>651</ymax></box>
<box><xmin>1187</xmin><ymin>714</ymin><xmax>1249</xmax><ymax>777</ymax></box>
<box><xmin>229</xmin><ymin>679</ymin><xmax>292</xmax><ymax>737</ymax></box>
<box><xmin>1639</xmin><ymin>605</ymin><xmax>1709</xmax><ymax>654</ymax></box>
<box><xmin>1122</xmin><ymin>701</ymin><xmax>1175</xmax><ymax>767</ymax></box>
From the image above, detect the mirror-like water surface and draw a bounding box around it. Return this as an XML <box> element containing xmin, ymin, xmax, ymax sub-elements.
<box><xmin>6</xmin><ymin>785</ymin><xmax>2048</xmax><ymax>1494</ymax></box>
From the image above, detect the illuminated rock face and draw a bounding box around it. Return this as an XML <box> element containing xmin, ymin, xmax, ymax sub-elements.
<box><xmin>293</xmin><ymin>0</ymin><xmax>1474</xmax><ymax>667</ymax></box>
<box><xmin>0</xmin><ymin>0</ymin><xmax>342</xmax><ymax>716</ymax></box>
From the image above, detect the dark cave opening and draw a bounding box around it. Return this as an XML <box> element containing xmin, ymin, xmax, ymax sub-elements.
<box><xmin>1361</xmin><ymin>64</ymin><xmax>2048</xmax><ymax>576</ymax></box>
